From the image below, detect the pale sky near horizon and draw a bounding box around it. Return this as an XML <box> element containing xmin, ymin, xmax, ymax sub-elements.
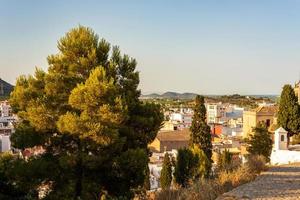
<box><xmin>1</xmin><ymin>0</ymin><xmax>300</xmax><ymax>95</ymax></box>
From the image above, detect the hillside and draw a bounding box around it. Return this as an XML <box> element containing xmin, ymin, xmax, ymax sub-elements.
<box><xmin>141</xmin><ymin>92</ymin><xmax>199</xmax><ymax>99</ymax></box>
<box><xmin>0</xmin><ymin>78</ymin><xmax>14</xmax><ymax>99</ymax></box>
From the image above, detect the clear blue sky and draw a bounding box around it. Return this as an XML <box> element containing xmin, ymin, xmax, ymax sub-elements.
<box><xmin>1</xmin><ymin>0</ymin><xmax>300</xmax><ymax>95</ymax></box>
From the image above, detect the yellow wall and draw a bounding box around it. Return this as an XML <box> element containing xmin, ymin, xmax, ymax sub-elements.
<box><xmin>148</xmin><ymin>138</ymin><xmax>161</xmax><ymax>152</ymax></box>
<box><xmin>243</xmin><ymin>111</ymin><xmax>257</xmax><ymax>138</ymax></box>
<box><xmin>243</xmin><ymin>111</ymin><xmax>274</xmax><ymax>138</ymax></box>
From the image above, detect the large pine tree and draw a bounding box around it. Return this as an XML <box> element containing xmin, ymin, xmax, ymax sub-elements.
<box><xmin>277</xmin><ymin>84</ymin><xmax>300</xmax><ymax>135</ymax></box>
<box><xmin>190</xmin><ymin>95</ymin><xmax>212</xmax><ymax>176</ymax></box>
<box><xmin>9</xmin><ymin>26</ymin><xmax>163</xmax><ymax>199</ymax></box>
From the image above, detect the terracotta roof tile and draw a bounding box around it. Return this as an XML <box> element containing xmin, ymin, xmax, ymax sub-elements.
<box><xmin>157</xmin><ymin>129</ymin><xmax>190</xmax><ymax>142</ymax></box>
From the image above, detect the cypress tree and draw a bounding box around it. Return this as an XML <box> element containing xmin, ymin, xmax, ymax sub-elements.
<box><xmin>277</xmin><ymin>84</ymin><xmax>300</xmax><ymax>135</ymax></box>
<box><xmin>190</xmin><ymin>95</ymin><xmax>212</xmax><ymax>177</ymax></box>
<box><xmin>174</xmin><ymin>148</ymin><xmax>195</xmax><ymax>187</ymax></box>
<box><xmin>160</xmin><ymin>153</ymin><xmax>172</xmax><ymax>190</ymax></box>
<box><xmin>190</xmin><ymin>145</ymin><xmax>210</xmax><ymax>179</ymax></box>
<box><xmin>217</xmin><ymin>149</ymin><xmax>233</xmax><ymax>172</ymax></box>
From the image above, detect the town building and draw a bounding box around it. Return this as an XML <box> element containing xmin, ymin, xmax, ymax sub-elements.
<box><xmin>242</xmin><ymin>105</ymin><xmax>277</xmax><ymax>138</ymax></box>
<box><xmin>270</xmin><ymin>127</ymin><xmax>300</xmax><ymax>165</ymax></box>
<box><xmin>206</xmin><ymin>102</ymin><xmax>226</xmax><ymax>124</ymax></box>
<box><xmin>0</xmin><ymin>135</ymin><xmax>11</xmax><ymax>152</ymax></box>
<box><xmin>149</xmin><ymin>129</ymin><xmax>190</xmax><ymax>152</ymax></box>
<box><xmin>0</xmin><ymin>100</ymin><xmax>12</xmax><ymax>117</ymax></box>
<box><xmin>225</xmin><ymin>106</ymin><xmax>243</xmax><ymax>128</ymax></box>
<box><xmin>0</xmin><ymin>101</ymin><xmax>16</xmax><ymax>152</ymax></box>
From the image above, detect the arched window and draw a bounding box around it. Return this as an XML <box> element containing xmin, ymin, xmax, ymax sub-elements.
<box><xmin>281</xmin><ymin>135</ymin><xmax>285</xmax><ymax>142</ymax></box>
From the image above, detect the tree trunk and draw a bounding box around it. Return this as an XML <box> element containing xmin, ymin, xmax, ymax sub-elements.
<box><xmin>74</xmin><ymin>141</ymin><xmax>83</xmax><ymax>200</ymax></box>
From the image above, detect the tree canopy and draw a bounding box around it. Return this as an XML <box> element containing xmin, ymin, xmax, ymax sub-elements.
<box><xmin>246</xmin><ymin>124</ymin><xmax>273</xmax><ymax>162</ymax></box>
<box><xmin>9</xmin><ymin>26</ymin><xmax>163</xmax><ymax>199</ymax></box>
<box><xmin>277</xmin><ymin>84</ymin><xmax>300</xmax><ymax>135</ymax></box>
<box><xmin>160</xmin><ymin>153</ymin><xmax>172</xmax><ymax>190</ymax></box>
<box><xmin>190</xmin><ymin>95</ymin><xmax>212</xmax><ymax>177</ymax></box>
<box><xmin>174</xmin><ymin>148</ymin><xmax>196</xmax><ymax>187</ymax></box>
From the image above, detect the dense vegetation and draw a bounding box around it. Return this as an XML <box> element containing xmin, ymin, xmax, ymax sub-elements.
<box><xmin>5</xmin><ymin>26</ymin><xmax>163</xmax><ymax>199</ymax></box>
<box><xmin>160</xmin><ymin>153</ymin><xmax>172</xmax><ymax>190</ymax></box>
<box><xmin>156</xmin><ymin>155</ymin><xmax>267</xmax><ymax>200</ymax></box>
<box><xmin>190</xmin><ymin>95</ymin><xmax>212</xmax><ymax>177</ymax></box>
<box><xmin>142</xmin><ymin>94</ymin><xmax>275</xmax><ymax>111</ymax></box>
<box><xmin>246</xmin><ymin>124</ymin><xmax>273</xmax><ymax>162</ymax></box>
<box><xmin>277</xmin><ymin>84</ymin><xmax>300</xmax><ymax>136</ymax></box>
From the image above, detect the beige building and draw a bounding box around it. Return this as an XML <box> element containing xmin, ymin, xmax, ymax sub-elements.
<box><xmin>243</xmin><ymin>105</ymin><xmax>277</xmax><ymax>138</ymax></box>
<box><xmin>148</xmin><ymin>129</ymin><xmax>190</xmax><ymax>152</ymax></box>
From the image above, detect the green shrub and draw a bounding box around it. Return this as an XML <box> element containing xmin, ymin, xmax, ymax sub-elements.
<box><xmin>160</xmin><ymin>153</ymin><xmax>172</xmax><ymax>190</ymax></box>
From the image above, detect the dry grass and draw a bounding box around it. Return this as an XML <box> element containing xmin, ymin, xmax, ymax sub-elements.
<box><xmin>155</xmin><ymin>155</ymin><xmax>267</xmax><ymax>200</ymax></box>
<box><xmin>246</xmin><ymin>155</ymin><xmax>268</xmax><ymax>174</ymax></box>
<box><xmin>218</xmin><ymin>165</ymin><xmax>255</xmax><ymax>189</ymax></box>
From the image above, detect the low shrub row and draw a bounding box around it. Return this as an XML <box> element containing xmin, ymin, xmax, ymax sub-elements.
<box><xmin>154</xmin><ymin>155</ymin><xmax>267</xmax><ymax>200</ymax></box>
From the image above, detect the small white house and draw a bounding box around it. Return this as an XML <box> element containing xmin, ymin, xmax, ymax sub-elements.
<box><xmin>271</xmin><ymin>127</ymin><xmax>300</xmax><ymax>165</ymax></box>
<box><xmin>274</xmin><ymin>127</ymin><xmax>288</xmax><ymax>150</ymax></box>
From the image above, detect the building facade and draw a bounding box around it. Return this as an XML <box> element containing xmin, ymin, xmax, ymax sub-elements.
<box><xmin>149</xmin><ymin>129</ymin><xmax>190</xmax><ymax>152</ymax></box>
<box><xmin>242</xmin><ymin>105</ymin><xmax>277</xmax><ymax>138</ymax></box>
<box><xmin>206</xmin><ymin>103</ymin><xmax>226</xmax><ymax>124</ymax></box>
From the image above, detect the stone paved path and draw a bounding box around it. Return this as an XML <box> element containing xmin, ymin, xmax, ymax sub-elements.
<box><xmin>217</xmin><ymin>163</ymin><xmax>300</xmax><ymax>200</ymax></box>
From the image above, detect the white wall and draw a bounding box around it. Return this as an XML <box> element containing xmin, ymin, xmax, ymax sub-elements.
<box><xmin>0</xmin><ymin>135</ymin><xmax>11</xmax><ymax>152</ymax></box>
<box><xmin>270</xmin><ymin>149</ymin><xmax>300</xmax><ymax>165</ymax></box>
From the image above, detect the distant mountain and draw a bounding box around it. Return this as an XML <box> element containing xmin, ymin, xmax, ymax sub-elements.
<box><xmin>0</xmin><ymin>78</ymin><xmax>14</xmax><ymax>98</ymax></box>
<box><xmin>141</xmin><ymin>92</ymin><xmax>278</xmax><ymax>101</ymax></box>
<box><xmin>141</xmin><ymin>91</ymin><xmax>199</xmax><ymax>99</ymax></box>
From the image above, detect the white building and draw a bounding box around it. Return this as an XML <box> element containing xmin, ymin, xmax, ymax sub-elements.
<box><xmin>0</xmin><ymin>100</ymin><xmax>12</xmax><ymax>117</ymax></box>
<box><xmin>271</xmin><ymin>127</ymin><xmax>300</xmax><ymax>165</ymax></box>
<box><xmin>225</xmin><ymin>106</ymin><xmax>244</xmax><ymax>128</ymax></box>
<box><xmin>206</xmin><ymin>103</ymin><xmax>226</xmax><ymax>124</ymax></box>
<box><xmin>0</xmin><ymin>101</ymin><xmax>16</xmax><ymax>152</ymax></box>
<box><xmin>0</xmin><ymin>135</ymin><xmax>11</xmax><ymax>152</ymax></box>
<box><xmin>169</xmin><ymin>112</ymin><xmax>192</xmax><ymax>129</ymax></box>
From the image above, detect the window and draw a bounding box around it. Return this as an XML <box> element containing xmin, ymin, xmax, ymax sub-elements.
<box><xmin>266</xmin><ymin>119</ymin><xmax>271</xmax><ymax>127</ymax></box>
<box><xmin>281</xmin><ymin>135</ymin><xmax>285</xmax><ymax>142</ymax></box>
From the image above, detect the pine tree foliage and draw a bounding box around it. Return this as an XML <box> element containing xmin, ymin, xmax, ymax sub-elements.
<box><xmin>9</xmin><ymin>26</ymin><xmax>163</xmax><ymax>199</ymax></box>
<box><xmin>160</xmin><ymin>153</ymin><xmax>172</xmax><ymax>190</ymax></box>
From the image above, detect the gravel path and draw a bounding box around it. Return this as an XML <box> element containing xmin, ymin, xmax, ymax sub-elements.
<box><xmin>217</xmin><ymin>163</ymin><xmax>300</xmax><ymax>200</ymax></box>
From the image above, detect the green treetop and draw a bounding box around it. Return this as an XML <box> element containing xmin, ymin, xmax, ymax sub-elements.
<box><xmin>160</xmin><ymin>153</ymin><xmax>172</xmax><ymax>190</ymax></box>
<box><xmin>9</xmin><ymin>26</ymin><xmax>163</xmax><ymax>199</ymax></box>
<box><xmin>247</xmin><ymin>124</ymin><xmax>273</xmax><ymax>162</ymax></box>
<box><xmin>190</xmin><ymin>95</ymin><xmax>212</xmax><ymax>176</ymax></box>
<box><xmin>174</xmin><ymin>148</ymin><xmax>196</xmax><ymax>187</ymax></box>
<box><xmin>277</xmin><ymin>84</ymin><xmax>300</xmax><ymax>135</ymax></box>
